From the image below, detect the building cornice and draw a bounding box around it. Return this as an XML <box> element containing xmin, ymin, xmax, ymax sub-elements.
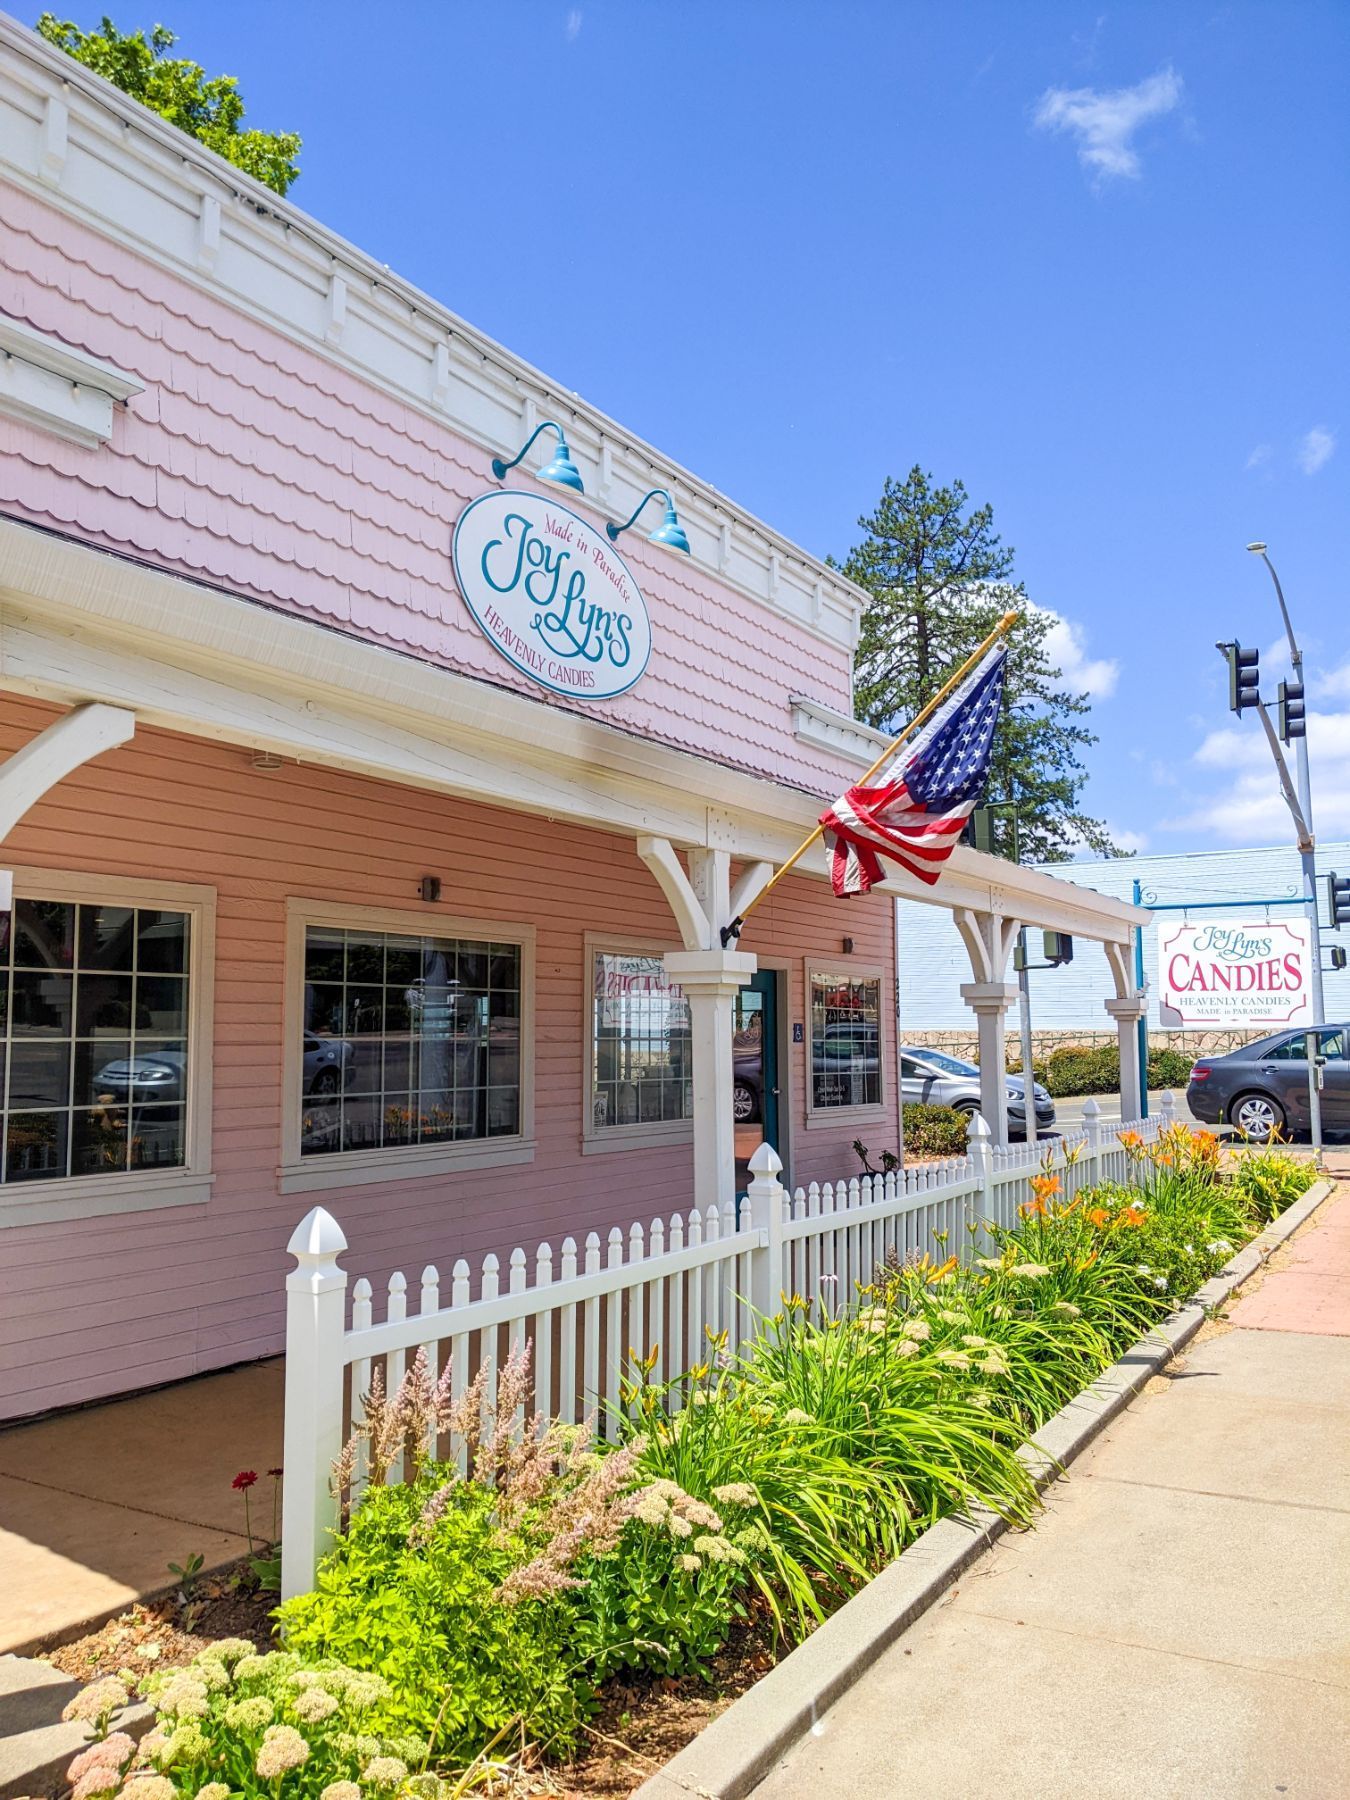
<box><xmin>790</xmin><ymin>696</ymin><xmax>891</xmax><ymax>767</ymax></box>
<box><xmin>0</xmin><ymin>11</ymin><xmax>866</xmax><ymax>656</ymax></box>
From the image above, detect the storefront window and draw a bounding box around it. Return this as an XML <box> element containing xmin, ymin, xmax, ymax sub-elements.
<box><xmin>809</xmin><ymin>970</ymin><xmax>883</xmax><ymax>1110</ymax></box>
<box><xmin>591</xmin><ymin>951</ymin><xmax>692</xmax><ymax>1131</ymax></box>
<box><xmin>300</xmin><ymin>926</ymin><xmax>521</xmax><ymax>1156</ymax></box>
<box><xmin>2</xmin><ymin>898</ymin><xmax>191</xmax><ymax>1183</ymax></box>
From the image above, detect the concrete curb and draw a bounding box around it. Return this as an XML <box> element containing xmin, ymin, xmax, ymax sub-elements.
<box><xmin>632</xmin><ymin>1176</ymin><xmax>1338</xmax><ymax>1800</ymax></box>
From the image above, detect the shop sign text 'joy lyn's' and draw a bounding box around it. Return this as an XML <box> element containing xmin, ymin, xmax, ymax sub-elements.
<box><xmin>452</xmin><ymin>492</ymin><xmax>652</xmax><ymax>699</ymax></box>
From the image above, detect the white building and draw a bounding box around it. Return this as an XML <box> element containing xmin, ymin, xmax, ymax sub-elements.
<box><xmin>898</xmin><ymin>843</ymin><xmax>1350</xmax><ymax>1037</ymax></box>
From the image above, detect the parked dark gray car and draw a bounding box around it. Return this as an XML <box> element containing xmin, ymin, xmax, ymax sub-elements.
<box><xmin>900</xmin><ymin>1045</ymin><xmax>1056</xmax><ymax>1139</ymax></box>
<box><xmin>1188</xmin><ymin>1026</ymin><xmax>1350</xmax><ymax>1141</ymax></box>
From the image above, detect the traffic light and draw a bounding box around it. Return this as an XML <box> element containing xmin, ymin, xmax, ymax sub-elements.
<box><xmin>1042</xmin><ymin>931</ymin><xmax>1074</xmax><ymax>967</ymax></box>
<box><xmin>1277</xmin><ymin>679</ymin><xmax>1306</xmax><ymax>743</ymax></box>
<box><xmin>1329</xmin><ymin>872</ymin><xmax>1350</xmax><ymax>929</ymax></box>
<box><xmin>1328</xmin><ymin>946</ymin><xmax>1348</xmax><ymax>972</ymax></box>
<box><xmin>1217</xmin><ymin>641</ymin><xmax>1261</xmax><ymax>714</ymax></box>
<box><xmin>963</xmin><ymin>806</ymin><xmax>998</xmax><ymax>854</ymax></box>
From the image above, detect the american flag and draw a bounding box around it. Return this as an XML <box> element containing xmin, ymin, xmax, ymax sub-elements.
<box><xmin>820</xmin><ymin>644</ymin><xmax>1007</xmax><ymax>896</ymax></box>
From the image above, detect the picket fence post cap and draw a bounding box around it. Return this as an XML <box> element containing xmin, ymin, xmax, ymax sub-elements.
<box><xmin>968</xmin><ymin>1111</ymin><xmax>992</xmax><ymax>1141</ymax></box>
<box><xmin>1081</xmin><ymin>1097</ymin><xmax>1101</xmax><ymax>1119</ymax></box>
<box><xmin>286</xmin><ymin>1205</ymin><xmax>347</xmax><ymax>1262</ymax></box>
<box><xmin>748</xmin><ymin>1142</ymin><xmax>783</xmax><ymax>1176</ymax></box>
<box><xmin>1160</xmin><ymin>1089</ymin><xmax>1177</xmax><ymax>1110</ymax></box>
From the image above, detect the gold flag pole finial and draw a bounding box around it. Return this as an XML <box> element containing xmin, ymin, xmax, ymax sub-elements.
<box><xmin>720</xmin><ymin>609</ymin><xmax>1019</xmax><ymax>947</ymax></box>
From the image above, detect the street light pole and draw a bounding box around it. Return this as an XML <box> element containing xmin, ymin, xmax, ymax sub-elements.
<box><xmin>1248</xmin><ymin>543</ymin><xmax>1325</xmax><ymax>1165</ymax></box>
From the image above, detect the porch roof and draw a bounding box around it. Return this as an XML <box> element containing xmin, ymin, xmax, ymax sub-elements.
<box><xmin>0</xmin><ymin>515</ymin><xmax>1146</xmax><ymax>945</ymax></box>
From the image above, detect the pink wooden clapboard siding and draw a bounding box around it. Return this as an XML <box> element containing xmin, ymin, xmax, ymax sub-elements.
<box><xmin>0</xmin><ymin>698</ymin><xmax>898</xmax><ymax>1421</ymax></box>
<box><xmin>0</xmin><ymin>182</ymin><xmax>861</xmax><ymax>797</ymax></box>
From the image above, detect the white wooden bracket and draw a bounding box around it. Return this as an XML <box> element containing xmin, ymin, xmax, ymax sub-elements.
<box><xmin>0</xmin><ymin>702</ymin><xmax>136</xmax><ymax>845</ymax></box>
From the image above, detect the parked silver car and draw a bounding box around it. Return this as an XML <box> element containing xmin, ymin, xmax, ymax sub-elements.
<box><xmin>1188</xmin><ymin>1026</ymin><xmax>1350</xmax><ymax>1141</ymax></box>
<box><xmin>900</xmin><ymin>1045</ymin><xmax>1056</xmax><ymax>1139</ymax></box>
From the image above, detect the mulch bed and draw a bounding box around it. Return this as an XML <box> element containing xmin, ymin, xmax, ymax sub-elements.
<box><xmin>40</xmin><ymin>1558</ymin><xmax>276</xmax><ymax>1682</ymax></box>
<box><xmin>543</xmin><ymin>1622</ymin><xmax>777</xmax><ymax>1798</ymax></box>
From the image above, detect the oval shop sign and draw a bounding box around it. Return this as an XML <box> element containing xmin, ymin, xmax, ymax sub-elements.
<box><xmin>452</xmin><ymin>491</ymin><xmax>652</xmax><ymax>700</ymax></box>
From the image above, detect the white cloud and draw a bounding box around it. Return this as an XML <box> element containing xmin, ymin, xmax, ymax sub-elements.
<box><xmin>1318</xmin><ymin>662</ymin><xmax>1350</xmax><ymax>702</ymax></box>
<box><xmin>564</xmin><ymin>8</ymin><xmax>582</xmax><ymax>41</ymax></box>
<box><xmin>1297</xmin><ymin>426</ymin><xmax>1336</xmax><ymax>475</ymax></box>
<box><xmin>1163</xmin><ymin>709</ymin><xmax>1350</xmax><ymax>843</ymax></box>
<box><xmin>1245</xmin><ymin>444</ymin><xmax>1272</xmax><ymax>471</ymax></box>
<box><xmin>1033</xmin><ymin>66</ymin><xmax>1184</xmax><ymax>183</ymax></box>
<box><xmin>1030</xmin><ymin>605</ymin><xmax>1119</xmax><ymax>698</ymax></box>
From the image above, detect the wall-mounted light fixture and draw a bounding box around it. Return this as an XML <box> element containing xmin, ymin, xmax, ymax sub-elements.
<box><xmin>842</xmin><ymin>936</ymin><xmax>855</xmax><ymax>956</ymax></box>
<box><xmin>606</xmin><ymin>488</ymin><xmax>690</xmax><ymax>556</ymax></box>
<box><xmin>419</xmin><ymin>875</ymin><xmax>442</xmax><ymax>903</ymax></box>
<box><xmin>251</xmin><ymin>749</ymin><xmax>283</xmax><ymax>771</ymax></box>
<box><xmin>491</xmin><ymin>420</ymin><xmax>584</xmax><ymax>492</ymax></box>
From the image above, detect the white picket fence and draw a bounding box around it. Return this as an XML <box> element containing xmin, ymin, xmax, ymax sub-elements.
<box><xmin>279</xmin><ymin>1095</ymin><xmax>1174</xmax><ymax>1598</ymax></box>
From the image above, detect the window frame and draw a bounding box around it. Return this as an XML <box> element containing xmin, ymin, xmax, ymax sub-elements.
<box><xmin>280</xmin><ymin>899</ymin><xmax>535</xmax><ymax>1194</ymax></box>
<box><xmin>583</xmin><ymin>933</ymin><xmax>694</xmax><ymax>1155</ymax></box>
<box><xmin>804</xmin><ymin>960</ymin><xmax>888</xmax><ymax>1127</ymax></box>
<box><xmin>0</xmin><ymin>866</ymin><xmax>216</xmax><ymax>1229</ymax></box>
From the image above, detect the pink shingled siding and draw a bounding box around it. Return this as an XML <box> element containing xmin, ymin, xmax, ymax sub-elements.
<box><xmin>0</xmin><ymin>700</ymin><xmax>898</xmax><ymax>1421</ymax></box>
<box><xmin>0</xmin><ymin>183</ymin><xmax>860</xmax><ymax>797</ymax></box>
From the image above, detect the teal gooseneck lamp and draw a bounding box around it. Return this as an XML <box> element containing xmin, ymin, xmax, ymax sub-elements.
<box><xmin>491</xmin><ymin>420</ymin><xmax>584</xmax><ymax>493</ymax></box>
<box><xmin>606</xmin><ymin>488</ymin><xmax>691</xmax><ymax>555</ymax></box>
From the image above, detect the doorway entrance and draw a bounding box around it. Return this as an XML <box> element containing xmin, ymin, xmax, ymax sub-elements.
<box><xmin>733</xmin><ymin>969</ymin><xmax>781</xmax><ymax>1186</ymax></box>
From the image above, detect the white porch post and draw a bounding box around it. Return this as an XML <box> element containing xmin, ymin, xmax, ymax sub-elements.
<box><xmin>636</xmin><ymin>838</ymin><xmax>760</xmax><ymax>1215</ymax></box>
<box><xmin>953</xmin><ymin>907</ymin><xmax>1021</xmax><ymax>1147</ymax></box>
<box><xmin>1105</xmin><ymin>994</ymin><xmax>1148</xmax><ymax>1123</ymax></box>
<box><xmin>959</xmin><ymin>982</ymin><xmax>1019</xmax><ymax>1144</ymax></box>
<box><xmin>665</xmin><ymin>946</ymin><xmax>757</xmax><ymax>1214</ymax></box>
<box><xmin>1103</xmin><ymin>942</ymin><xmax>1148</xmax><ymax>1126</ymax></box>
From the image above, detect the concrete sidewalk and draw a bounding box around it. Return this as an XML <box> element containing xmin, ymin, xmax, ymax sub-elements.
<box><xmin>756</xmin><ymin>1190</ymin><xmax>1350</xmax><ymax>1800</ymax></box>
<box><xmin>0</xmin><ymin>1360</ymin><xmax>282</xmax><ymax>1653</ymax></box>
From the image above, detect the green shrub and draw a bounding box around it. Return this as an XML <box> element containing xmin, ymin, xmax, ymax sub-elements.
<box><xmin>1228</xmin><ymin>1143</ymin><xmax>1315</xmax><ymax>1219</ymax></box>
<box><xmin>278</xmin><ymin>1479</ymin><xmax>587</xmax><ymax>1758</ymax></box>
<box><xmin>1148</xmin><ymin>1047</ymin><xmax>1194</xmax><ymax>1089</ymax></box>
<box><xmin>628</xmin><ymin>1304</ymin><xmax>1039</xmax><ymax>1635</ymax></box>
<box><xmin>901</xmin><ymin>1103</ymin><xmax>969</xmax><ymax>1158</ymax></box>
<box><xmin>277</xmin><ymin>1345</ymin><xmax>767</xmax><ymax>1760</ymax></box>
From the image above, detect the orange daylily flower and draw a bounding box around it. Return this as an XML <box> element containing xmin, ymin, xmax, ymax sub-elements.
<box><xmin>1087</xmin><ymin>1206</ymin><xmax>1109</xmax><ymax>1228</ymax></box>
<box><xmin>926</xmin><ymin>1253</ymin><xmax>959</xmax><ymax>1282</ymax></box>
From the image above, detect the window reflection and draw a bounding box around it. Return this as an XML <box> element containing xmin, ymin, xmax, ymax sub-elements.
<box><xmin>591</xmin><ymin>952</ymin><xmax>692</xmax><ymax>1130</ymax></box>
<box><xmin>810</xmin><ymin>973</ymin><xmax>883</xmax><ymax>1109</ymax></box>
<box><xmin>1</xmin><ymin>901</ymin><xmax>191</xmax><ymax>1183</ymax></box>
<box><xmin>300</xmin><ymin>928</ymin><xmax>522</xmax><ymax>1156</ymax></box>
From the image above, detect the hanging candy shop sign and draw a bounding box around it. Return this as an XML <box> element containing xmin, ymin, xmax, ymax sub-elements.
<box><xmin>1158</xmin><ymin>918</ymin><xmax>1313</xmax><ymax>1028</ymax></box>
<box><xmin>452</xmin><ymin>491</ymin><xmax>652</xmax><ymax>700</ymax></box>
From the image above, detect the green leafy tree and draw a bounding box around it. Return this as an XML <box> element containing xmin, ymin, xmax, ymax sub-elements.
<box><xmin>839</xmin><ymin>466</ymin><xmax>1121</xmax><ymax>863</ymax></box>
<box><xmin>36</xmin><ymin>14</ymin><xmax>301</xmax><ymax>194</ymax></box>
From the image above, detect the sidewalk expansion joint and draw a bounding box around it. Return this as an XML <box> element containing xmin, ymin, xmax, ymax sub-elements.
<box><xmin>957</xmin><ymin>1607</ymin><xmax>1350</xmax><ymax>1693</ymax></box>
<box><xmin>0</xmin><ymin>1469</ymin><xmax>251</xmax><ymax>1543</ymax></box>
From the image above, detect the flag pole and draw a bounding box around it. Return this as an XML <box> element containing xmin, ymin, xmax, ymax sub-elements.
<box><xmin>720</xmin><ymin>609</ymin><xmax>1020</xmax><ymax>947</ymax></box>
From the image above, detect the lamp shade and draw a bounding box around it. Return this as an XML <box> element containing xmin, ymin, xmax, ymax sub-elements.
<box><xmin>537</xmin><ymin>436</ymin><xmax>584</xmax><ymax>492</ymax></box>
<box><xmin>649</xmin><ymin>501</ymin><xmax>690</xmax><ymax>554</ymax></box>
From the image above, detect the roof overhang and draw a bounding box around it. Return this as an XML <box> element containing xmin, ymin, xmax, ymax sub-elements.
<box><xmin>0</xmin><ymin>515</ymin><xmax>1147</xmax><ymax>944</ymax></box>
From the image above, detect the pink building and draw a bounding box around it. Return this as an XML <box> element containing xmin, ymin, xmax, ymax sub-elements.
<box><xmin>0</xmin><ymin>17</ymin><xmax>1145</xmax><ymax>1423</ymax></box>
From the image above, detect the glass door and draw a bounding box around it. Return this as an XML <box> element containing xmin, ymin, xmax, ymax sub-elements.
<box><xmin>733</xmin><ymin>971</ymin><xmax>780</xmax><ymax>1185</ymax></box>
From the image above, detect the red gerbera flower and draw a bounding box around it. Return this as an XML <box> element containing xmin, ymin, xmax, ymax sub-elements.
<box><xmin>232</xmin><ymin>1470</ymin><xmax>258</xmax><ymax>1491</ymax></box>
<box><xmin>267</xmin><ymin>1467</ymin><xmax>283</xmax><ymax>1479</ymax></box>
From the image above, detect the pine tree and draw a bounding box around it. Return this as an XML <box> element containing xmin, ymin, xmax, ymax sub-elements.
<box><xmin>839</xmin><ymin>467</ymin><xmax>1120</xmax><ymax>863</ymax></box>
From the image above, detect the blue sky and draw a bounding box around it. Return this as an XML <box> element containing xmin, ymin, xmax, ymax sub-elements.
<box><xmin>95</xmin><ymin>1</ymin><xmax>1349</xmax><ymax>854</ymax></box>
